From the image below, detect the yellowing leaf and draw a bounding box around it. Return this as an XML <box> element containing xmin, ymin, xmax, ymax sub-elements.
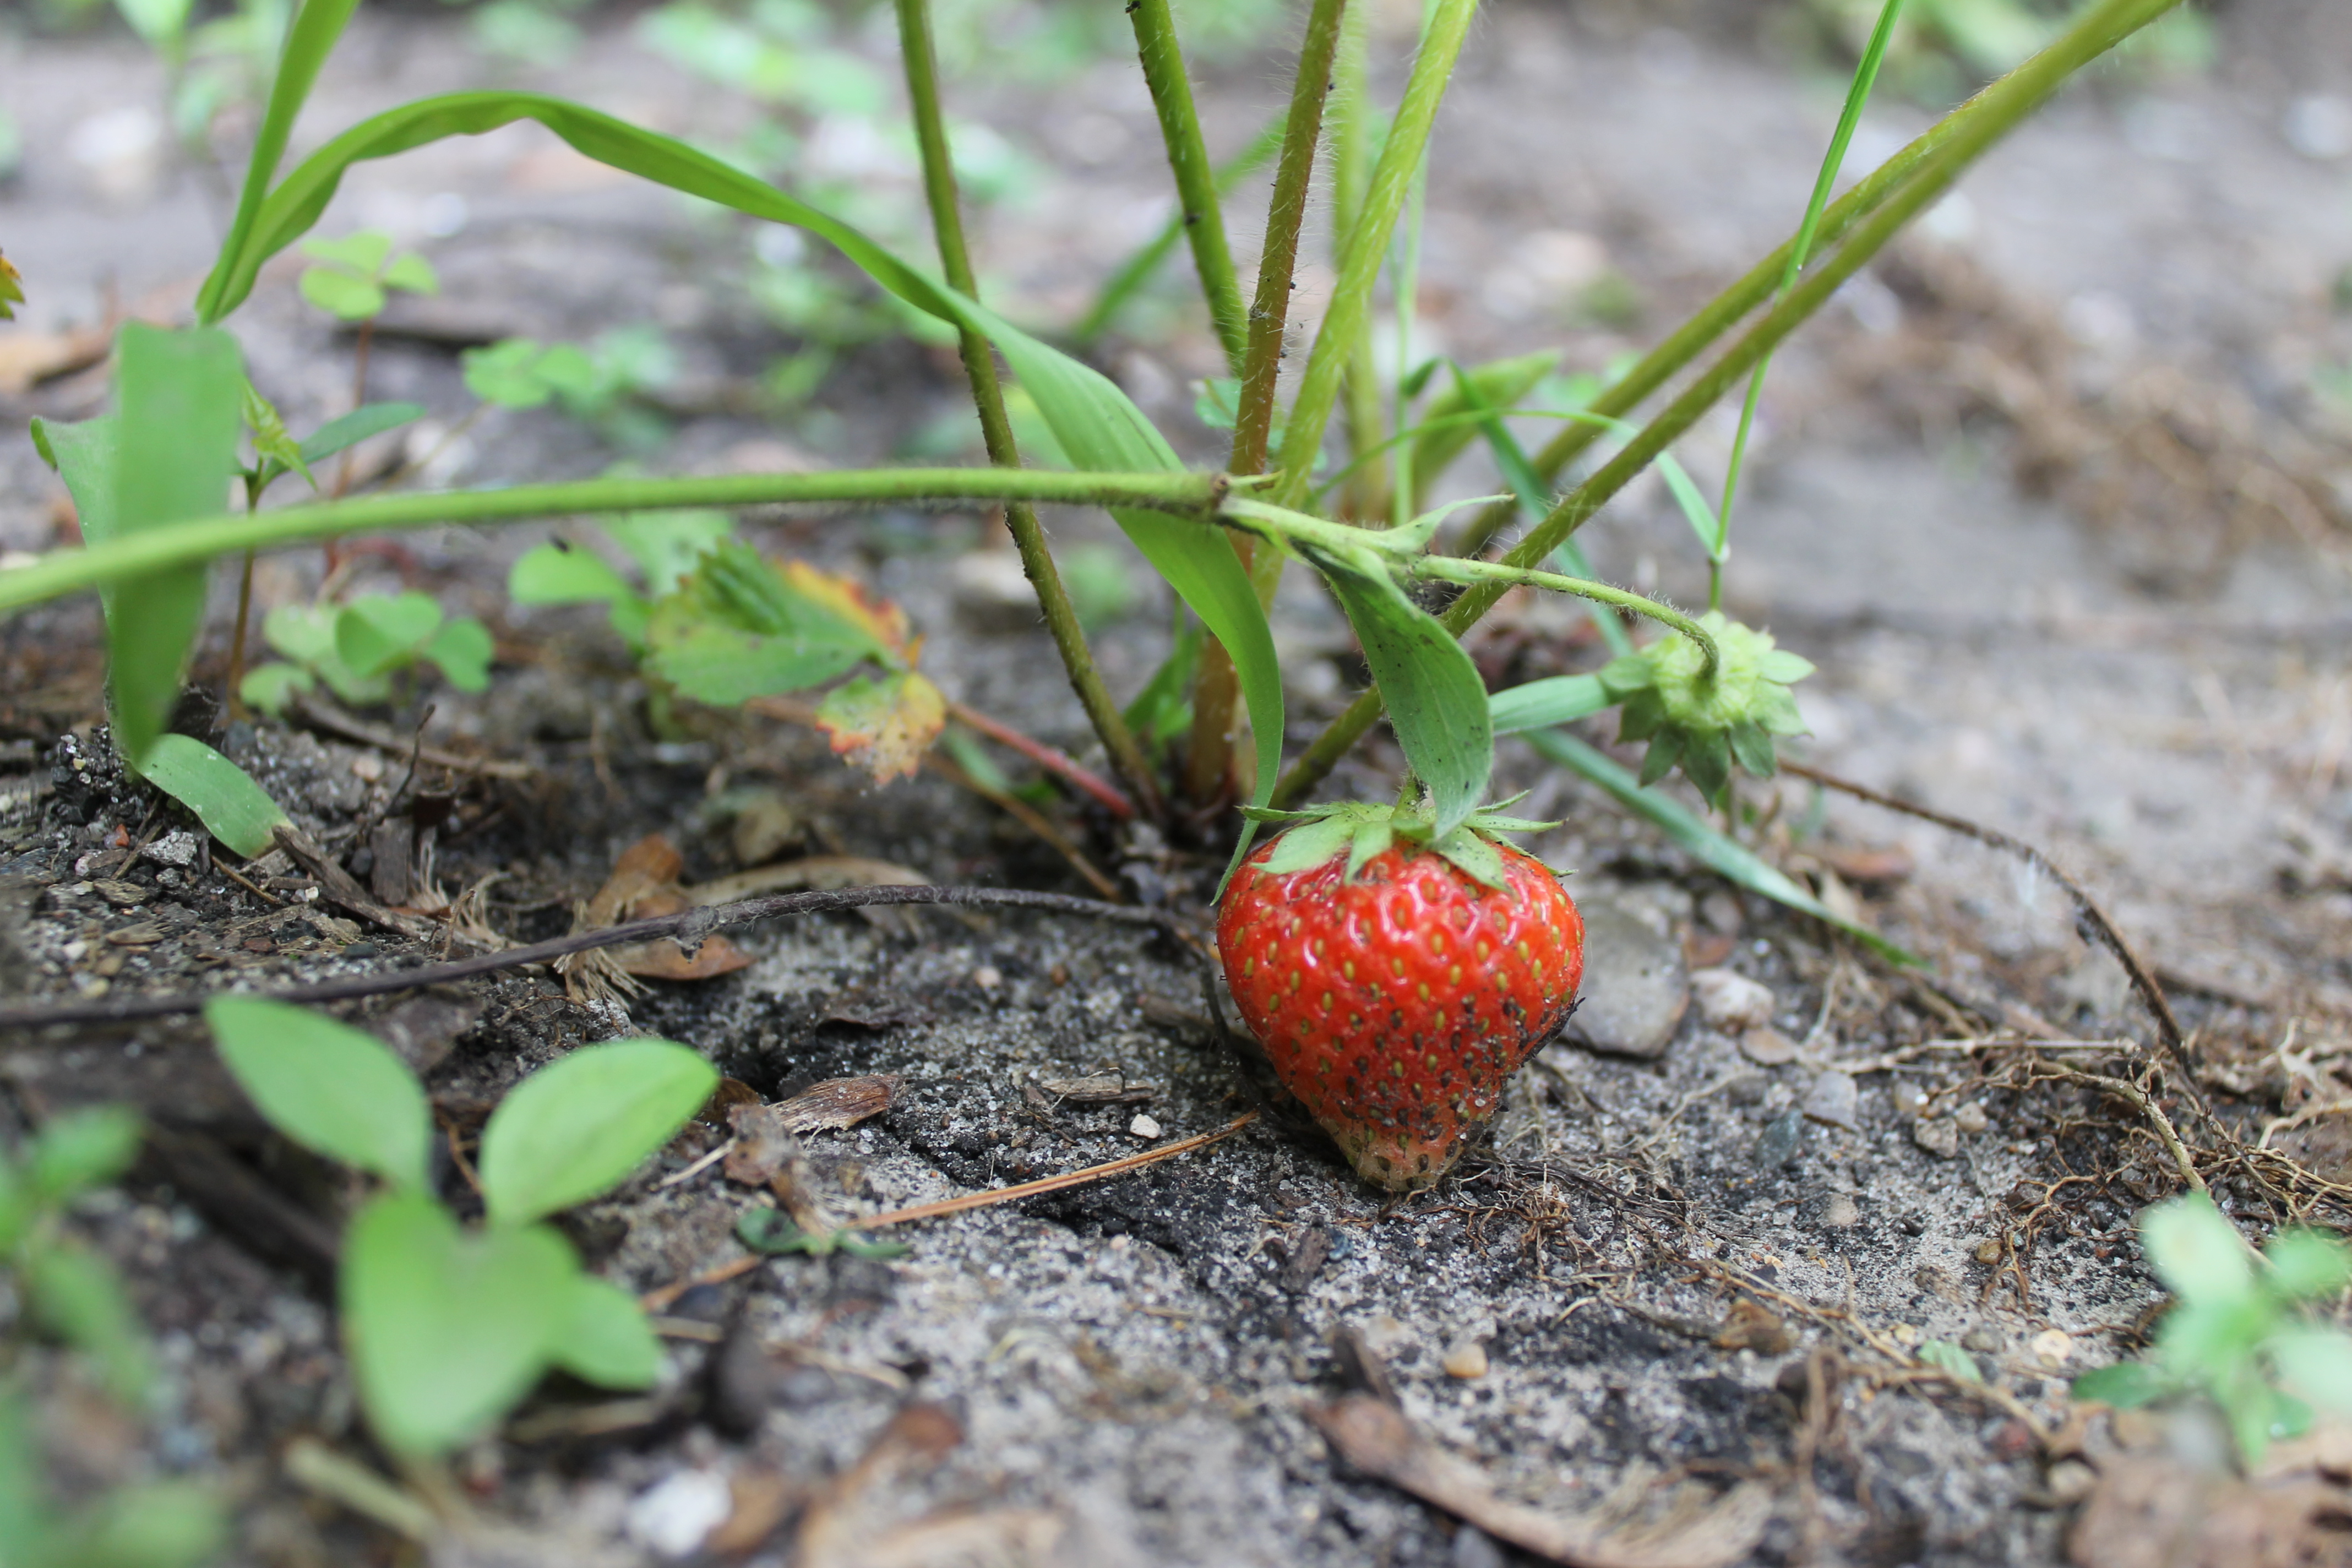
<box><xmin>0</xmin><ymin>249</ymin><xmax>23</xmax><ymax>320</ymax></box>
<box><xmin>816</xmin><ymin>670</ymin><xmax>945</xmax><ymax>785</ymax></box>
<box><xmin>783</xmin><ymin>559</ymin><xmax>913</xmax><ymax>663</ymax></box>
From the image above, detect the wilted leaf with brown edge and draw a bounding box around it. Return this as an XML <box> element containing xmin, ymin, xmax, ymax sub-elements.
<box><xmin>817</xmin><ymin>671</ymin><xmax>946</xmax><ymax>785</ymax></box>
<box><xmin>782</xmin><ymin>559</ymin><xmax>916</xmax><ymax>663</ymax></box>
<box><xmin>0</xmin><ymin>251</ymin><xmax>23</xmax><ymax>320</ymax></box>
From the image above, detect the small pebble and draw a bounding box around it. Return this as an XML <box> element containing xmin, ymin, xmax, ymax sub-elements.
<box><xmin>1563</xmin><ymin>899</ymin><xmax>1689</xmax><ymax>1059</ymax></box>
<box><xmin>342</xmin><ymin>941</ymin><xmax>380</xmax><ymax>960</ymax></box>
<box><xmin>1128</xmin><ymin>1113</ymin><xmax>1163</xmax><ymax>1140</ymax></box>
<box><xmin>1952</xmin><ymin>1103</ymin><xmax>1991</xmax><ymax>1135</ymax></box>
<box><xmin>1801</xmin><ymin>1070</ymin><xmax>1860</xmax><ymax>1131</ymax></box>
<box><xmin>1962</xmin><ymin>1324</ymin><xmax>2004</xmax><ymax>1355</ymax></box>
<box><xmin>1691</xmin><ymin>967</ymin><xmax>1776</xmax><ymax>1031</ymax></box>
<box><xmin>1441</xmin><ymin>1341</ymin><xmax>1489</xmax><ymax>1380</ymax></box>
<box><xmin>1911</xmin><ymin>1118</ymin><xmax>1961</xmax><ymax>1159</ymax></box>
<box><xmin>1816</xmin><ymin>1193</ymin><xmax>1860</xmax><ymax>1229</ymax></box>
<box><xmin>2045</xmin><ymin>1460</ymin><xmax>2097</xmax><ymax>1505</ymax></box>
<box><xmin>1739</xmin><ymin>1026</ymin><xmax>1798</xmax><ymax>1065</ymax></box>
<box><xmin>2030</xmin><ymin>1328</ymin><xmax>2074</xmax><ymax>1368</ymax></box>
<box><xmin>143</xmin><ymin>830</ymin><xmax>200</xmax><ymax>868</ymax></box>
<box><xmin>1889</xmin><ymin>1082</ymin><xmax>1931</xmax><ymax>1118</ymax></box>
<box><xmin>1753</xmin><ymin>1110</ymin><xmax>1806</xmax><ymax>1169</ymax></box>
<box><xmin>624</xmin><ymin>1470</ymin><xmax>732</xmax><ymax>1558</ymax></box>
<box><xmin>972</xmin><ymin>965</ymin><xmax>1003</xmax><ymax>992</ymax></box>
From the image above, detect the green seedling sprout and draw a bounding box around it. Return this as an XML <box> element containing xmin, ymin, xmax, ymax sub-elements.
<box><xmin>2073</xmin><ymin>1193</ymin><xmax>2352</xmax><ymax>1467</ymax></box>
<box><xmin>205</xmin><ymin>998</ymin><xmax>716</xmax><ymax>1471</ymax></box>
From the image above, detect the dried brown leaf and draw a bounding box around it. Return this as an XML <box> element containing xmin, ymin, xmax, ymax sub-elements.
<box><xmin>816</xmin><ymin>670</ymin><xmax>947</xmax><ymax>786</ymax></box>
<box><xmin>775</xmin><ymin>1074</ymin><xmax>903</xmax><ymax>1134</ymax></box>
<box><xmin>725</xmin><ymin>1102</ymin><xmax>799</xmax><ymax>1186</ymax></box>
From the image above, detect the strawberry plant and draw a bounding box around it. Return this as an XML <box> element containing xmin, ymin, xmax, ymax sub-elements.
<box><xmin>0</xmin><ymin>0</ymin><xmax>2196</xmax><ymax>1193</ymax></box>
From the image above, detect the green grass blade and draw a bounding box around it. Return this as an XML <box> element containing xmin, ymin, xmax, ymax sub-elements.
<box><xmin>1523</xmin><ymin>727</ymin><xmax>1917</xmax><ymax>964</ymax></box>
<box><xmin>1411</xmin><ymin>350</ymin><xmax>1556</xmax><ymax>510</ymax></box>
<box><xmin>1074</xmin><ymin>115</ymin><xmax>1282</xmax><ymax>347</ymax></box>
<box><xmin>195</xmin><ymin>89</ymin><xmax>1284</xmax><ymax>808</ymax></box>
<box><xmin>110</xmin><ymin>324</ymin><xmax>245</xmax><ymax>770</ymax></box>
<box><xmin>195</xmin><ymin>0</ymin><xmax>363</xmax><ymax>325</ymax></box>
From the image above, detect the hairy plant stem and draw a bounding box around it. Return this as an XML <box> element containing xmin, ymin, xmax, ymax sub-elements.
<box><xmin>0</xmin><ymin>469</ymin><xmax>1225</xmax><ymax>612</ymax></box>
<box><xmin>1270</xmin><ymin>0</ymin><xmax>1477</xmax><ymax>511</ymax></box>
<box><xmin>1712</xmin><ymin>0</ymin><xmax>1907</xmax><ymax>612</ymax></box>
<box><xmin>1184</xmin><ymin>0</ymin><xmax>1350</xmax><ymax>807</ymax></box>
<box><xmin>1275</xmin><ymin>0</ymin><xmax>2186</xmax><ymax>808</ymax></box>
<box><xmin>895</xmin><ymin>0</ymin><xmax>1165</xmax><ymax>820</ymax></box>
<box><xmin>1128</xmin><ymin>0</ymin><xmax>1248</xmax><ymax>373</ymax></box>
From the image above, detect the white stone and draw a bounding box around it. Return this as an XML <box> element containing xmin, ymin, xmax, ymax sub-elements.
<box><xmin>143</xmin><ymin>831</ymin><xmax>200</xmax><ymax>868</ymax></box>
<box><xmin>1691</xmin><ymin>968</ymin><xmax>1775</xmax><ymax>1032</ymax></box>
<box><xmin>1128</xmin><ymin>1114</ymin><xmax>1163</xmax><ymax>1140</ymax></box>
<box><xmin>624</xmin><ymin>1470</ymin><xmax>732</xmax><ymax>1558</ymax></box>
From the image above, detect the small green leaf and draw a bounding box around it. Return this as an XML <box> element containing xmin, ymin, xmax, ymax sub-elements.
<box><xmin>300</xmin><ymin>401</ymin><xmax>424</xmax><ymax>465</ymax></box>
<box><xmin>644</xmin><ymin>542</ymin><xmax>882</xmax><ymax>704</ymax></box>
<box><xmin>300</xmin><ymin>230</ymin><xmax>394</xmax><ymax>276</ymax></box>
<box><xmin>381</xmin><ymin>252</ymin><xmax>439</xmax><ymax>296</ymax></box>
<box><xmin>238</xmin><ymin>662</ymin><xmax>314</xmax><ymax>717</ymax></box>
<box><xmin>110</xmin><ymin>324</ymin><xmax>244</xmax><ymax>772</ymax></box>
<box><xmin>462</xmin><ymin>338</ymin><xmax>560</xmax><ymax>408</ymax></box>
<box><xmin>476</xmin><ymin>1039</ymin><xmax>717</xmax><ymax>1226</ymax></box>
<box><xmin>342</xmin><ymin>1194</ymin><xmax>575</xmax><ymax>1455</ymax></box>
<box><xmin>600</xmin><ymin>507</ymin><xmax>735</xmax><ymax>595</ymax></box>
<box><xmin>205</xmin><ymin>997</ymin><xmax>432</xmax><ymax>1191</ymax></box>
<box><xmin>2070</xmin><ymin>1360</ymin><xmax>2165</xmax><ymax>1408</ymax></box>
<box><xmin>421</xmin><ymin>617</ymin><xmax>494</xmax><ymax>692</ymax></box>
<box><xmin>47</xmin><ymin>1480</ymin><xmax>224</xmax><ymax>1568</ymax></box>
<box><xmin>138</xmin><ymin>734</ymin><xmax>291</xmax><ymax>858</ymax></box>
<box><xmin>549</xmin><ymin>1275</ymin><xmax>662</xmax><ymax>1389</ymax></box>
<box><xmin>1489</xmin><ymin>674</ymin><xmax>1610</xmax><ymax>735</ymax></box>
<box><xmin>242</xmin><ymin>381</ymin><xmax>313</xmax><ymax>489</ymax></box>
<box><xmin>510</xmin><ymin>542</ymin><xmax>639</xmax><ymax>606</ymax></box>
<box><xmin>2267</xmin><ymin>1229</ymin><xmax>2352</xmax><ymax>1302</ymax></box>
<box><xmin>334</xmin><ymin>591</ymin><xmax>445</xmax><ymax>678</ymax></box>
<box><xmin>2271</xmin><ymin>1326</ymin><xmax>2352</xmax><ymax>1415</ymax></box>
<box><xmin>25</xmin><ymin>1239</ymin><xmax>152</xmax><ymax>1403</ymax></box>
<box><xmin>2141</xmin><ymin>1193</ymin><xmax>2257</xmax><ymax>1308</ymax></box>
<box><xmin>1916</xmin><ymin>1340</ymin><xmax>1982</xmax><ymax>1383</ymax></box>
<box><xmin>28</xmin><ymin>1108</ymin><xmax>143</xmax><ymax>1205</ymax></box>
<box><xmin>299</xmin><ymin>267</ymin><xmax>386</xmax><ymax>321</ymax></box>
<box><xmin>1302</xmin><ymin>542</ymin><xmax>1492</xmax><ymax>840</ymax></box>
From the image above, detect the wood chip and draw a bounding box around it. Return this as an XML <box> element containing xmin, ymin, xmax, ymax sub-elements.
<box><xmin>1308</xmin><ymin>1395</ymin><xmax>1771</xmax><ymax>1568</ymax></box>
<box><xmin>90</xmin><ymin>879</ymin><xmax>145</xmax><ymax>908</ymax></box>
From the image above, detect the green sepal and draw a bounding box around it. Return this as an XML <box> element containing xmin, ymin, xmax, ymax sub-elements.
<box><xmin>1259</xmin><ymin>812</ymin><xmax>1362</xmax><ymax>876</ymax></box>
<box><xmin>1616</xmin><ymin>688</ymin><xmax>1665</xmax><ymax>745</ymax></box>
<box><xmin>1681</xmin><ymin>728</ymin><xmax>1732</xmax><ymax>806</ymax></box>
<box><xmin>1638</xmin><ymin>728</ymin><xmax>1683</xmax><ymax>787</ymax></box>
<box><xmin>1727</xmin><ymin>718</ymin><xmax>1777</xmax><ymax>781</ymax></box>
<box><xmin>1344</xmin><ymin>818</ymin><xmax>1394</xmax><ymax>881</ymax></box>
<box><xmin>1596</xmin><ymin>652</ymin><xmax>1654</xmax><ymax>702</ymax></box>
<box><xmin>1430</xmin><ymin>827</ymin><xmax>1507</xmax><ymax>891</ymax></box>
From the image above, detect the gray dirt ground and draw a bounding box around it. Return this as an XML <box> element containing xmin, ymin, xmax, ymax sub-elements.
<box><xmin>4</xmin><ymin>1</ymin><xmax>2352</xmax><ymax>1564</ymax></box>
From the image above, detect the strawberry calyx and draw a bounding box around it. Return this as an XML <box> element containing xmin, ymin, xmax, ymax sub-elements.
<box><xmin>1596</xmin><ymin>609</ymin><xmax>1813</xmax><ymax>807</ymax></box>
<box><xmin>1237</xmin><ymin>795</ymin><xmax>1558</xmax><ymax>892</ymax></box>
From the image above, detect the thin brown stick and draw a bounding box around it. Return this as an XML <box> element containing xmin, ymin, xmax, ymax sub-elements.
<box><xmin>640</xmin><ymin>1113</ymin><xmax>1256</xmax><ymax>1312</ymax></box>
<box><xmin>0</xmin><ymin>884</ymin><xmax>1179</xmax><ymax>1032</ymax></box>
<box><xmin>1777</xmin><ymin>760</ymin><xmax>2198</xmax><ymax>1087</ymax></box>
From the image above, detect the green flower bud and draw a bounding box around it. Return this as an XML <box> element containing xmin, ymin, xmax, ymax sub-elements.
<box><xmin>1596</xmin><ymin>612</ymin><xmax>1812</xmax><ymax>806</ymax></box>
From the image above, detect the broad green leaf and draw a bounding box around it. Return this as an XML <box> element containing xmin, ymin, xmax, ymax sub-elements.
<box><xmin>2141</xmin><ymin>1193</ymin><xmax>2256</xmax><ymax>1308</ymax></box>
<box><xmin>334</xmin><ymin>591</ymin><xmax>444</xmax><ymax>677</ymax></box>
<box><xmin>421</xmin><ymin>617</ymin><xmax>494</xmax><ymax>692</ymax></box>
<box><xmin>1411</xmin><ymin>350</ymin><xmax>1558</xmax><ymax>505</ymax></box>
<box><xmin>114</xmin><ymin>0</ymin><xmax>195</xmax><ymax>47</ymax></box>
<box><xmin>509</xmin><ymin>542</ymin><xmax>639</xmax><ymax>607</ymax></box>
<box><xmin>1490</xmin><ymin>674</ymin><xmax>1610</xmax><ymax>734</ymax></box>
<box><xmin>549</xmin><ymin>1275</ymin><xmax>662</xmax><ymax>1390</ymax></box>
<box><xmin>2267</xmin><ymin>1229</ymin><xmax>2352</xmax><ymax>1302</ymax></box>
<box><xmin>300</xmin><ymin>401</ymin><xmax>424</xmax><ymax>465</ymax></box>
<box><xmin>262</xmin><ymin>602</ymin><xmax>337</xmax><ymax>665</ymax></box>
<box><xmin>2272</xmin><ymin>1326</ymin><xmax>2352</xmax><ymax>1415</ymax></box>
<box><xmin>1915</xmin><ymin>1339</ymin><xmax>1982</xmax><ymax>1383</ymax></box>
<box><xmin>205</xmin><ymin>997</ymin><xmax>432</xmax><ymax>1191</ymax></box>
<box><xmin>1299</xmin><ymin>542</ymin><xmax>1491</xmax><ymax>839</ymax></box>
<box><xmin>24</xmin><ymin>1239</ymin><xmax>153</xmax><ymax>1403</ymax></box>
<box><xmin>108</xmin><ymin>325</ymin><xmax>245</xmax><ymax>771</ymax></box>
<box><xmin>29</xmin><ymin>415</ymin><xmax>118</xmax><ymax>546</ymax></box>
<box><xmin>44</xmin><ymin>1480</ymin><xmax>224</xmax><ymax>1568</ymax></box>
<box><xmin>194</xmin><ymin>90</ymin><xmax>1282</xmax><ymax>808</ymax></box>
<box><xmin>1522</xmin><ymin>728</ymin><xmax>1918</xmax><ymax>965</ymax></box>
<box><xmin>139</xmin><ymin>733</ymin><xmax>290</xmax><ymax>858</ymax></box>
<box><xmin>298</xmin><ymin>267</ymin><xmax>385</xmax><ymax>322</ymax></box>
<box><xmin>462</xmin><ymin>338</ymin><xmax>561</xmax><ymax>408</ymax></box>
<box><xmin>2070</xmin><ymin>1360</ymin><xmax>2165</xmax><ymax>1408</ymax></box>
<box><xmin>342</xmin><ymin>1193</ymin><xmax>575</xmax><ymax>1455</ymax></box>
<box><xmin>476</xmin><ymin>1039</ymin><xmax>717</xmax><ymax>1226</ymax></box>
<box><xmin>601</xmin><ymin>507</ymin><xmax>734</xmax><ymax>594</ymax></box>
<box><xmin>28</xmin><ymin>1108</ymin><xmax>143</xmax><ymax>1205</ymax></box>
<box><xmin>300</xmin><ymin>230</ymin><xmax>394</xmax><ymax>276</ymax></box>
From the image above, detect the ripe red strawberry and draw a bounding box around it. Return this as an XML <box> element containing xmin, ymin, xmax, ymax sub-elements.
<box><xmin>1216</xmin><ymin>803</ymin><xmax>1584</xmax><ymax>1191</ymax></box>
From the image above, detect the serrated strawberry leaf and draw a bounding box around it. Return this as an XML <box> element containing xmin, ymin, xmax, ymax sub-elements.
<box><xmin>644</xmin><ymin>541</ymin><xmax>883</xmax><ymax>704</ymax></box>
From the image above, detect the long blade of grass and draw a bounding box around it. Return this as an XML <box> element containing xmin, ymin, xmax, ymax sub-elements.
<box><xmin>1523</xmin><ymin>728</ymin><xmax>1915</xmax><ymax>965</ymax></box>
<box><xmin>189</xmin><ymin>89</ymin><xmax>1284</xmax><ymax>810</ymax></box>
<box><xmin>1073</xmin><ymin>116</ymin><xmax>1281</xmax><ymax>348</ymax></box>
<box><xmin>194</xmin><ymin>0</ymin><xmax>362</xmax><ymax>326</ymax></box>
<box><xmin>1712</xmin><ymin>0</ymin><xmax>1908</xmax><ymax>609</ymax></box>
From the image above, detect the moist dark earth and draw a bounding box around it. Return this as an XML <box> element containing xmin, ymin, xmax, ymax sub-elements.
<box><xmin>5</xmin><ymin>1</ymin><xmax>2352</xmax><ymax>1564</ymax></box>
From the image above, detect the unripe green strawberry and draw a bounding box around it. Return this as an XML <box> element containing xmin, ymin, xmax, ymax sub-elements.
<box><xmin>1216</xmin><ymin>804</ymin><xmax>1583</xmax><ymax>1191</ymax></box>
